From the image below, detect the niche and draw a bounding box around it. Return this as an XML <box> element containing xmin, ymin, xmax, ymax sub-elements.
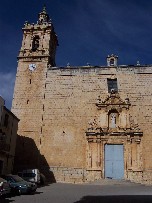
<box><xmin>108</xmin><ymin>109</ymin><xmax>119</xmax><ymax>129</ymax></box>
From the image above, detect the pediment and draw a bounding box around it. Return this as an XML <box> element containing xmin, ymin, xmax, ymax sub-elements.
<box><xmin>96</xmin><ymin>92</ymin><xmax>130</xmax><ymax>110</ymax></box>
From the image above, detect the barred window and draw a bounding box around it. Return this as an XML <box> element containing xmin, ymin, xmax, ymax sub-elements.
<box><xmin>107</xmin><ymin>78</ymin><xmax>118</xmax><ymax>93</ymax></box>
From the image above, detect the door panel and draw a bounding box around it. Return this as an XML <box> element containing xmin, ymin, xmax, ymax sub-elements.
<box><xmin>105</xmin><ymin>144</ymin><xmax>124</xmax><ymax>179</ymax></box>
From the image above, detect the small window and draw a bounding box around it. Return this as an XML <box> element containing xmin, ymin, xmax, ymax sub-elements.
<box><xmin>107</xmin><ymin>78</ymin><xmax>118</xmax><ymax>93</ymax></box>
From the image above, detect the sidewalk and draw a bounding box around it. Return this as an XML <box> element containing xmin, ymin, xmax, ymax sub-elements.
<box><xmin>86</xmin><ymin>178</ymin><xmax>141</xmax><ymax>186</ymax></box>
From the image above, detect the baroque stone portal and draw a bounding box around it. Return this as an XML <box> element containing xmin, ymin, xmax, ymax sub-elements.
<box><xmin>86</xmin><ymin>91</ymin><xmax>143</xmax><ymax>181</ymax></box>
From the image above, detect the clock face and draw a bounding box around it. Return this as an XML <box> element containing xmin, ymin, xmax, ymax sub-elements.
<box><xmin>29</xmin><ymin>64</ymin><xmax>36</xmax><ymax>71</ymax></box>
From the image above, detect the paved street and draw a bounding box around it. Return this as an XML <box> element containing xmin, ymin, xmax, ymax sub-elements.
<box><xmin>1</xmin><ymin>179</ymin><xmax>152</xmax><ymax>203</ymax></box>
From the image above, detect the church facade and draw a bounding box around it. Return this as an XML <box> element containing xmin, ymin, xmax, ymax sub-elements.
<box><xmin>12</xmin><ymin>7</ymin><xmax>152</xmax><ymax>184</ymax></box>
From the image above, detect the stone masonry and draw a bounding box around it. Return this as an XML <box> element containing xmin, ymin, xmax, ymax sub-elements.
<box><xmin>12</xmin><ymin>7</ymin><xmax>152</xmax><ymax>184</ymax></box>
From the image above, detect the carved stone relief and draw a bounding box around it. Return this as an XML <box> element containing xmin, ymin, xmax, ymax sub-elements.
<box><xmin>86</xmin><ymin>92</ymin><xmax>143</xmax><ymax>179</ymax></box>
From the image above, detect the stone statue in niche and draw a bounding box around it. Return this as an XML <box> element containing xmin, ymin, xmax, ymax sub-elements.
<box><xmin>111</xmin><ymin>113</ymin><xmax>116</xmax><ymax>128</ymax></box>
<box><xmin>109</xmin><ymin>111</ymin><xmax>118</xmax><ymax>129</ymax></box>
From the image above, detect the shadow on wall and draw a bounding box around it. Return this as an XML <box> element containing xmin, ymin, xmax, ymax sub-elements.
<box><xmin>74</xmin><ymin>195</ymin><xmax>152</xmax><ymax>203</ymax></box>
<box><xmin>13</xmin><ymin>135</ymin><xmax>56</xmax><ymax>183</ymax></box>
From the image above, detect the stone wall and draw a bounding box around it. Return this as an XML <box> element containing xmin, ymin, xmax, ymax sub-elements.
<box><xmin>49</xmin><ymin>166</ymin><xmax>86</xmax><ymax>183</ymax></box>
<box><xmin>12</xmin><ymin>65</ymin><xmax>152</xmax><ymax>183</ymax></box>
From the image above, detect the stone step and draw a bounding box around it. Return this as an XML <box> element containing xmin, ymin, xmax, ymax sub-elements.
<box><xmin>87</xmin><ymin>178</ymin><xmax>141</xmax><ymax>186</ymax></box>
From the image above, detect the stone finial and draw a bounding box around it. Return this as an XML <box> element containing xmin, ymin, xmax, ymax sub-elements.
<box><xmin>24</xmin><ymin>21</ymin><xmax>29</xmax><ymax>26</ymax></box>
<box><xmin>107</xmin><ymin>54</ymin><xmax>118</xmax><ymax>67</ymax></box>
<box><xmin>67</xmin><ymin>63</ymin><xmax>70</xmax><ymax>67</ymax></box>
<box><xmin>137</xmin><ymin>61</ymin><xmax>140</xmax><ymax>66</ymax></box>
<box><xmin>38</xmin><ymin>5</ymin><xmax>50</xmax><ymax>24</ymax></box>
<box><xmin>42</xmin><ymin>4</ymin><xmax>47</xmax><ymax>13</ymax></box>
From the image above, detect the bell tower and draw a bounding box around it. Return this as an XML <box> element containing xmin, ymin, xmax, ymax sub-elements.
<box><xmin>19</xmin><ymin>6</ymin><xmax>58</xmax><ymax>66</ymax></box>
<box><xmin>12</xmin><ymin>7</ymin><xmax>58</xmax><ymax>170</ymax></box>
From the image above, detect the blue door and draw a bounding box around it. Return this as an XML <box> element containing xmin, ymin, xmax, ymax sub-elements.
<box><xmin>105</xmin><ymin>144</ymin><xmax>124</xmax><ymax>179</ymax></box>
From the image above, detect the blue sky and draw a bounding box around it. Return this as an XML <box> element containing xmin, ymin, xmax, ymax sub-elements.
<box><xmin>0</xmin><ymin>0</ymin><xmax>152</xmax><ymax>109</ymax></box>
